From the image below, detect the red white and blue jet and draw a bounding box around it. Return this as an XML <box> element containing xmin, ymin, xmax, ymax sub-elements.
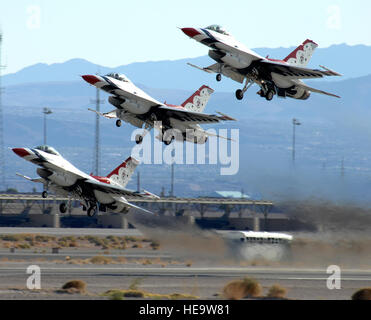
<box><xmin>82</xmin><ymin>73</ymin><xmax>235</xmax><ymax>145</ymax></box>
<box><xmin>12</xmin><ymin>145</ymin><xmax>157</xmax><ymax>217</ymax></box>
<box><xmin>181</xmin><ymin>25</ymin><xmax>341</xmax><ymax>101</ymax></box>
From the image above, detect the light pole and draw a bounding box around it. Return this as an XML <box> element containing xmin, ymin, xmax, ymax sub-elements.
<box><xmin>170</xmin><ymin>163</ymin><xmax>174</xmax><ymax>197</ymax></box>
<box><xmin>90</xmin><ymin>73</ymin><xmax>104</xmax><ymax>176</ymax></box>
<box><xmin>43</xmin><ymin>107</ymin><xmax>52</xmax><ymax>145</ymax></box>
<box><xmin>292</xmin><ymin>118</ymin><xmax>301</xmax><ymax>164</ymax></box>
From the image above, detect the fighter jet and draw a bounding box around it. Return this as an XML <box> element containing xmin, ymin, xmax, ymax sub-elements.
<box><xmin>181</xmin><ymin>25</ymin><xmax>341</xmax><ymax>101</ymax></box>
<box><xmin>82</xmin><ymin>73</ymin><xmax>235</xmax><ymax>145</ymax></box>
<box><xmin>12</xmin><ymin>145</ymin><xmax>157</xmax><ymax>217</ymax></box>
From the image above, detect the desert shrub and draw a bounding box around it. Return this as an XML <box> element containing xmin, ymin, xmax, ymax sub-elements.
<box><xmin>89</xmin><ymin>256</ymin><xmax>112</xmax><ymax>264</ymax></box>
<box><xmin>352</xmin><ymin>288</ymin><xmax>371</xmax><ymax>300</ymax></box>
<box><xmin>58</xmin><ymin>240</ymin><xmax>68</xmax><ymax>247</ymax></box>
<box><xmin>16</xmin><ymin>243</ymin><xmax>31</xmax><ymax>249</ymax></box>
<box><xmin>267</xmin><ymin>284</ymin><xmax>287</xmax><ymax>299</ymax></box>
<box><xmin>142</xmin><ymin>259</ymin><xmax>152</xmax><ymax>265</ymax></box>
<box><xmin>69</xmin><ymin>241</ymin><xmax>77</xmax><ymax>247</ymax></box>
<box><xmin>185</xmin><ymin>260</ymin><xmax>192</xmax><ymax>267</ymax></box>
<box><xmin>223</xmin><ymin>277</ymin><xmax>262</xmax><ymax>300</ymax></box>
<box><xmin>150</xmin><ymin>240</ymin><xmax>160</xmax><ymax>250</ymax></box>
<box><xmin>116</xmin><ymin>257</ymin><xmax>127</xmax><ymax>264</ymax></box>
<box><xmin>104</xmin><ymin>289</ymin><xmax>198</xmax><ymax>300</ymax></box>
<box><xmin>129</xmin><ymin>278</ymin><xmax>143</xmax><ymax>291</ymax></box>
<box><xmin>109</xmin><ymin>291</ymin><xmax>125</xmax><ymax>300</ymax></box>
<box><xmin>1</xmin><ymin>235</ymin><xmax>22</xmax><ymax>242</ymax></box>
<box><xmin>35</xmin><ymin>235</ymin><xmax>54</xmax><ymax>242</ymax></box>
<box><xmin>105</xmin><ymin>289</ymin><xmax>144</xmax><ymax>299</ymax></box>
<box><xmin>169</xmin><ymin>293</ymin><xmax>199</xmax><ymax>300</ymax></box>
<box><xmin>60</xmin><ymin>236</ymin><xmax>76</xmax><ymax>242</ymax></box>
<box><xmin>85</xmin><ymin>236</ymin><xmax>105</xmax><ymax>247</ymax></box>
<box><xmin>61</xmin><ymin>280</ymin><xmax>87</xmax><ymax>293</ymax></box>
<box><xmin>24</xmin><ymin>235</ymin><xmax>35</xmax><ymax>242</ymax></box>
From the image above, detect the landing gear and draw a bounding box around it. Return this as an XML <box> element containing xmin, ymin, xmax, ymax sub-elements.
<box><xmin>235</xmin><ymin>78</ymin><xmax>254</xmax><ymax>101</ymax></box>
<box><xmin>235</xmin><ymin>89</ymin><xmax>244</xmax><ymax>100</ymax></box>
<box><xmin>216</xmin><ymin>73</ymin><xmax>222</xmax><ymax>82</ymax></box>
<box><xmin>164</xmin><ymin>138</ymin><xmax>173</xmax><ymax>145</ymax></box>
<box><xmin>87</xmin><ymin>205</ymin><xmax>98</xmax><ymax>217</ymax></box>
<box><xmin>59</xmin><ymin>202</ymin><xmax>67</xmax><ymax>214</ymax></box>
<box><xmin>162</xmin><ymin>129</ymin><xmax>175</xmax><ymax>145</ymax></box>
<box><xmin>257</xmin><ymin>89</ymin><xmax>265</xmax><ymax>97</ymax></box>
<box><xmin>42</xmin><ymin>191</ymin><xmax>48</xmax><ymax>198</ymax></box>
<box><xmin>257</xmin><ymin>83</ymin><xmax>276</xmax><ymax>101</ymax></box>
<box><xmin>135</xmin><ymin>134</ymin><xmax>143</xmax><ymax>144</ymax></box>
<box><xmin>265</xmin><ymin>90</ymin><xmax>274</xmax><ymax>101</ymax></box>
<box><xmin>135</xmin><ymin>121</ymin><xmax>154</xmax><ymax>145</ymax></box>
<box><xmin>116</xmin><ymin>119</ymin><xmax>122</xmax><ymax>127</ymax></box>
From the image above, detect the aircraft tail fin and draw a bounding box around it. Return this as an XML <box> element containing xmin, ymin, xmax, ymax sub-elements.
<box><xmin>106</xmin><ymin>157</ymin><xmax>139</xmax><ymax>188</ymax></box>
<box><xmin>181</xmin><ymin>85</ymin><xmax>214</xmax><ymax>113</ymax></box>
<box><xmin>283</xmin><ymin>39</ymin><xmax>318</xmax><ymax>67</ymax></box>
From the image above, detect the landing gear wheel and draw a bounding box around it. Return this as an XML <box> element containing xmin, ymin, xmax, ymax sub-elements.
<box><xmin>42</xmin><ymin>191</ymin><xmax>48</xmax><ymax>198</ymax></box>
<box><xmin>216</xmin><ymin>73</ymin><xmax>222</xmax><ymax>82</ymax></box>
<box><xmin>135</xmin><ymin>134</ymin><xmax>143</xmax><ymax>144</ymax></box>
<box><xmin>257</xmin><ymin>90</ymin><xmax>265</xmax><ymax>97</ymax></box>
<box><xmin>164</xmin><ymin>139</ymin><xmax>172</xmax><ymax>146</ymax></box>
<box><xmin>59</xmin><ymin>202</ymin><xmax>67</xmax><ymax>214</ymax></box>
<box><xmin>116</xmin><ymin>119</ymin><xmax>122</xmax><ymax>127</ymax></box>
<box><xmin>265</xmin><ymin>90</ymin><xmax>274</xmax><ymax>101</ymax></box>
<box><xmin>235</xmin><ymin>89</ymin><xmax>244</xmax><ymax>100</ymax></box>
<box><xmin>87</xmin><ymin>206</ymin><xmax>97</xmax><ymax>217</ymax></box>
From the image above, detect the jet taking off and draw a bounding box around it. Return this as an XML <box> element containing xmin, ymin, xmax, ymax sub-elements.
<box><xmin>181</xmin><ymin>25</ymin><xmax>341</xmax><ymax>101</ymax></box>
<box><xmin>82</xmin><ymin>73</ymin><xmax>235</xmax><ymax>145</ymax></box>
<box><xmin>12</xmin><ymin>145</ymin><xmax>157</xmax><ymax>217</ymax></box>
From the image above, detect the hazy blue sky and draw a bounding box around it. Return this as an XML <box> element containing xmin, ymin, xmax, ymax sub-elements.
<box><xmin>1</xmin><ymin>0</ymin><xmax>370</xmax><ymax>74</ymax></box>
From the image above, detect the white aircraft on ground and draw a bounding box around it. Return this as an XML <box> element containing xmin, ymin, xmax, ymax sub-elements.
<box><xmin>12</xmin><ymin>145</ymin><xmax>157</xmax><ymax>217</ymax></box>
<box><xmin>181</xmin><ymin>25</ymin><xmax>341</xmax><ymax>101</ymax></box>
<box><xmin>82</xmin><ymin>73</ymin><xmax>235</xmax><ymax>145</ymax></box>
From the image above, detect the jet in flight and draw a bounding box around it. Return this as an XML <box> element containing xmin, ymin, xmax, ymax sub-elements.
<box><xmin>12</xmin><ymin>145</ymin><xmax>157</xmax><ymax>217</ymax></box>
<box><xmin>82</xmin><ymin>73</ymin><xmax>235</xmax><ymax>145</ymax></box>
<box><xmin>181</xmin><ymin>25</ymin><xmax>341</xmax><ymax>101</ymax></box>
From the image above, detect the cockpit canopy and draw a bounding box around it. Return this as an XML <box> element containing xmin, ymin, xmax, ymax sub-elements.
<box><xmin>105</xmin><ymin>73</ymin><xmax>129</xmax><ymax>82</ymax></box>
<box><xmin>34</xmin><ymin>145</ymin><xmax>61</xmax><ymax>156</ymax></box>
<box><xmin>205</xmin><ymin>24</ymin><xmax>230</xmax><ymax>36</ymax></box>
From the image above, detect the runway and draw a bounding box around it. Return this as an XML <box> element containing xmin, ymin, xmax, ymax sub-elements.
<box><xmin>1</xmin><ymin>227</ymin><xmax>371</xmax><ymax>300</ymax></box>
<box><xmin>1</xmin><ymin>255</ymin><xmax>370</xmax><ymax>299</ymax></box>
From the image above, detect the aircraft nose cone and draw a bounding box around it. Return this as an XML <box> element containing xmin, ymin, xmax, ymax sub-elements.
<box><xmin>181</xmin><ymin>28</ymin><xmax>201</xmax><ymax>38</ymax></box>
<box><xmin>81</xmin><ymin>75</ymin><xmax>100</xmax><ymax>85</ymax></box>
<box><xmin>12</xmin><ymin>148</ymin><xmax>30</xmax><ymax>158</ymax></box>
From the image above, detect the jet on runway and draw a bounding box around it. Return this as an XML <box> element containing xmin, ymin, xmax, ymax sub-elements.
<box><xmin>181</xmin><ymin>25</ymin><xmax>341</xmax><ymax>101</ymax></box>
<box><xmin>82</xmin><ymin>73</ymin><xmax>235</xmax><ymax>145</ymax></box>
<box><xmin>12</xmin><ymin>145</ymin><xmax>157</xmax><ymax>217</ymax></box>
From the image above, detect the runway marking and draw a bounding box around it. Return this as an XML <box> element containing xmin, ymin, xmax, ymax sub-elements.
<box><xmin>1</xmin><ymin>266</ymin><xmax>371</xmax><ymax>281</ymax></box>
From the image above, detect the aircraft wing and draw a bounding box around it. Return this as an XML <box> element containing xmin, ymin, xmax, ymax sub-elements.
<box><xmin>294</xmin><ymin>81</ymin><xmax>341</xmax><ymax>98</ymax></box>
<box><xmin>112</xmin><ymin>196</ymin><xmax>155</xmax><ymax>215</ymax></box>
<box><xmin>187</xmin><ymin>62</ymin><xmax>219</xmax><ymax>74</ymax></box>
<box><xmin>260</xmin><ymin>60</ymin><xmax>342</xmax><ymax>79</ymax></box>
<box><xmin>83</xmin><ymin>178</ymin><xmax>151</xmax><ymax>199</ymax></box>
<box><xmin>157</xmin><ymin>105</ymin><xmax>236</xmax><ymax>124</ymax></box>
<box><xmin>88</xmin><ymin>108</ymin><xmax>117</xmax><ymax>119</ymax></box>
<box><xmin>16</xmin><ymin>173</ymin><xmax>44</xmax><ymax>183</ymax></box>
<box><xmin>187</xmin><ymin>62</ymin><xmax>245</xmax><ymax>84</ymax></box>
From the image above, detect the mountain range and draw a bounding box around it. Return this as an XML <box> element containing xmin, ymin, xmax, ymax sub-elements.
<box><xmin>1</xmin><ymin>44</ymin><xmax>371</xmax><ymax>202</ymax></box>
<box><xmin>3</xmin><ymin>43</ymin><xmax>370</xmax><ymax>90</ymax></box>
